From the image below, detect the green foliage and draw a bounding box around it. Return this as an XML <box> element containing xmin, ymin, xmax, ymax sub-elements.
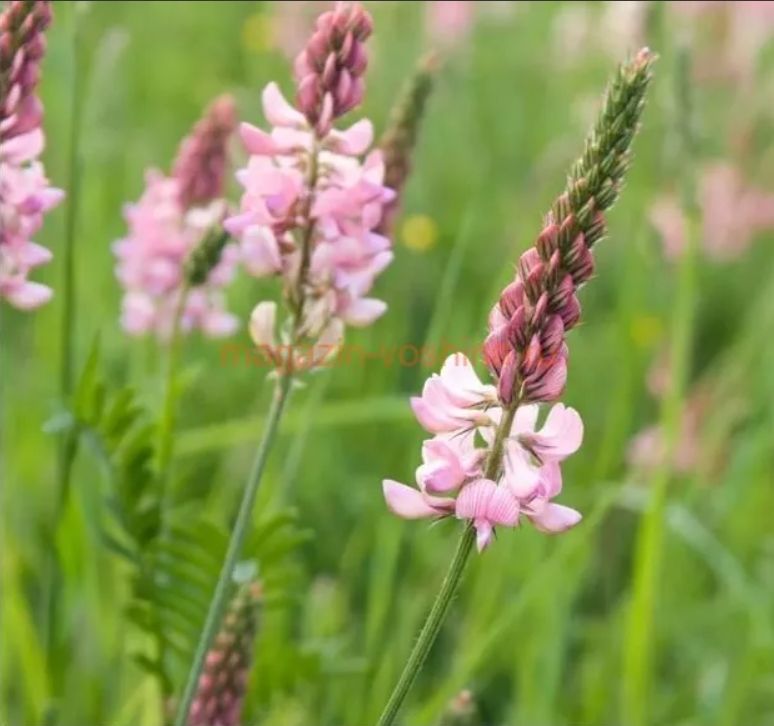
<box><xmin>3</xmin><ymin>2</ymin><xmax>774</xmax><ymax>725</ymax></box>
<box><xmin>67</xmin><ymin>340</ymin><xmax>310</xmax><ymax>696</ymax></box>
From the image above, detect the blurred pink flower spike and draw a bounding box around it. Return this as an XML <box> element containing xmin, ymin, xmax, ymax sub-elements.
<box><xmin>114</xmin><ymin>96</ymin><xmax>239</xmax><ymax>339</ymax></box>
<box><xmin>0</xmin><ymin>0</ymin><xmax>62</xmax><ymax>311</ymax></box>
<box><xmin>650</xmin><ymin>163</ymin><xmax>774</xmax><ymax>263</ymax></box>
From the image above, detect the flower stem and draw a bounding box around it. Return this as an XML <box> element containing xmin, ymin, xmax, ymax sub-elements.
<box><xmin>157</xmin><ymin>284</ymin><xmax>190</xmax><ymax>497</ymax></box>
<box><xmin>44</xmin><ymin>0</ymin><xmax>84</xmax><ymax>667</ymax></box>
<box><xmin>154</xmin><ymin>283</ymin><xmax>190</xmax><ymax>704</ymax></box>
<box><xmin>173</xmin><ymin>371</ymin><xmax>293</xmax><ymax>726</ymax></box>
<box><xmin>621</xmin><ymin>45</ymin><xmax>697</xmax><ymax>726</ymax></box>
<box><xmin>376</xmin><ymin>404</ymin><xmax>517</xmax><ymax>726</ymax></box>
<box><xmin>376</xmin><ymin>525</ymin><xmax>476</xmax><ymax>726</ymax></box>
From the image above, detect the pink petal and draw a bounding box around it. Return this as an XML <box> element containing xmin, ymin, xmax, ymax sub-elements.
<box><xmin>474</xmin><ymin>520</ymin><xmax>494</xmax><ymax>552</ymax></box>
<box><xmin>326</xmin><ymin>119</ymin><xmax>374</xmax><ymax>155</ymax></box>
<box><xmin>0</xmin><ymin>128</ymin><xmax>44</xmax><ymax>163</ymax></box>
<box><xmin>261</xmin><ymin>82</ymin><xmax>306</xmax><ymax>127</ymax></box>
<box><xmin>455</xmin><ymin>478</ymin><xmax>497</xmax><ymax>520</ymax></box>
<box><xmin>439</xmin><ymin>353</ymin><xmax>496</xmax><ymax>406</ymax></box>
<box><xmin>528</xmin><ymin>403</ymin><xmax>584</xmax><ymax>460</ymax></box>
<box><xmin>241</xmin><ymin>225</ymin><xmax>282</xmax><ymax>277</ymax></box>
<box><xmin>19</xmin><ymin>242</ymin><xmax>53</xmax><ymax>268</ymax></box>
<box><xmin>239</xmin><ymin>122</ymin><xmax>280</xmax><ymax>156</ymax></box>
<box><xmin>410</xmin><ymin>396</ymin><xmax>457</xmax><ymax>433</ymax></box>
<box><xmin>341</xmin><ymin>297</ymin><xmax>386</xmax><ymax>327</ymax></box>
<box><xmin>486</xmin><ymin>485</ymin><xmax>521</xmax><ymax>527</ymax></box>
<box><xmin>383</xmin><ymin>480</ymin><xmax>448</xmax><ymax>519</ymax></box>
<box><xmin>202</xmin><ymin>309</ymin><xmax>239</xmax><ymax>338</ymax></box>
<box><xmin>249</xmin><ymin>301</ymin><xmax>276</xmax><ymax>347</ymax></box>
<box><xmin>529</xmin><ymin>503</ymin><xmax>582</xmax><ymax>533</ymax></box>
<box><xmin>3</xmin><ymin>280</ymin><xmax>52</xmax><ymax>310</ymax></box>
<box><xmin>120</xmin><ymin>292</ymin><xmax>156</xmax><ymax>335</ymax></box>
<box><xmin>503</xmin><ymin>442</ymin><xmax>542</xmax><ymax>497</ymax></box>
<box><xmin>456</xmin><ymin>479</ymin><xmax>520</xmax><ymax>551</ymax></box>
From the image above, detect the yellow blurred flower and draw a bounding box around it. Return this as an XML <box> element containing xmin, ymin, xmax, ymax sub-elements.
<box><xmin>242</xmin><ymin>12</ymin><xmax>274</xmax><ymax>54</ymax></box>
<box><xmin>630</xmin><ymin>314</ymin><xmax>663</xmax><ymax>349</ymax></box>
<box><xmin>401</xmin><ymin>214</ymin><xmax>438</xmax><ymax>253</ymax></box>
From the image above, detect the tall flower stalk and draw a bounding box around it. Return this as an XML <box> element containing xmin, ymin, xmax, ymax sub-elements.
<box><xmin>377</xmin><ymin>48</ymin><xmax>655</xmax><ymax>726</ymax></box>
<box><xmin>377</xmin><ymin>51</ymin><xmax>439</xmax><ymax>235</ymax></box>
<box><xmin>622</xmin><ymin>45</ymin><xmax>697</xmax><ymax>726</ymax></box>
<box><xmin>174</xmin><ymin>4</ymin><xmax>395</xmax><ymax>724</ymax></box>
<box><xmin>1</xmin><ymin>0</ymin><xmax>67</xmax><ymax>669</ymax></box>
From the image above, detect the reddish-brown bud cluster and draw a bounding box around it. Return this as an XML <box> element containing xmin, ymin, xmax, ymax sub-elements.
<box><xmin>293</xmin><ymin>1</ymin><xmax>372</xmax><ymax>136</ymax></box>
<box><xmin>188</xmin><ymin>582</ymin><xmax>262</xmax><ymax>726</ymax></box>
<box><xmin>484</xmin><ymin>202</ymin><xmax>608</xmax><ymax>405</ymax></box>
<box><xmin>0</xmin><ymin>0</ymin><xmax>52</xmax><ymax>142</ymax></box>
<box><xmin>172</xmin><ymin>94</ymin><xmax>237</xmax><ymax>210</ymax></box>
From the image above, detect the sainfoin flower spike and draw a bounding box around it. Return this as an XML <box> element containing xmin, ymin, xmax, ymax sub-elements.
<box><xmin>188</xmin><ymin>582</ymin><xmax>262</xmax><ymax>726</ymax></box>
<box><xmin>377</xmin><ymin>52</ymin><xmax>439</xmax><ymax>236</ymax></box>
<box><xmin>0</xmin><ymin>0</ymin><xmax>63</xmax><ymax>310</ymax></box>
<box><xmin>226</xmin><ymin>1</ymin><xmax>394</xmax><ymax>372</ymax></box>
<box><xmin>114</xmin><ymin>94</ymin><xmax>239</xmax><ymax>339</ymax></box>
<box><xmin>382</xmin><ymin>49</ymin><xmax>654</xmax><ymax>554</ymax></box>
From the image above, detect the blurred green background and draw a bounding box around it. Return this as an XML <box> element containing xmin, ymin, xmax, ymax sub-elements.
<box><xmin>2</xmin><ymin>1</ymin><xmax>774</xmax><ymax>725</ymax></box>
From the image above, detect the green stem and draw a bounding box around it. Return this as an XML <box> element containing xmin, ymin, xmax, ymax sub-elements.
<box><xmin>621</xmin><ymin>44</ymin><xmax>697</xmax><ymax>726</ymax></box>
<box><xmin>154</xmin><ymin>284</ymin><xmax>190</xmax><ymax>705</ymax></box>
<box><xmin>376</xmin><ymin>404</ymin><xmax>517</xmax><ymax>726</ymax></box>
<box><xmin>157</xmin><ymin>284</ymin><xmax>190</xmax><ymax>498</ymax></box>
<box><xmin>44</xmin><ymin>0</ymin><xmax>84</xmax><ymax>668</ymax></box>
<box><xmin>173</xmin><ymin>371</ymin><xmax>293</xmax><ymax>726</ymax></box>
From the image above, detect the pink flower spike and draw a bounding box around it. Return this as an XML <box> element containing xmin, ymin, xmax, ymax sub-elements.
<box><xmin>455</xmin><ymin>479</ymin><xmax>520</xmax><ymax>552</ymax></box>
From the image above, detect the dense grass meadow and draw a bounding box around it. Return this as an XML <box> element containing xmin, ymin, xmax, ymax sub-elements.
<box><xmin>2</xmin><ymin>1</ymin><xmax>774</xmax><ymax>725</ymax></box>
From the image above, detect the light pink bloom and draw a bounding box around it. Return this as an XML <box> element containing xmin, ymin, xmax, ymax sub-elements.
<box><xmin>410</xmin><ymin>354</ymin><xmax>498</xmax><ymax>434</ymax></box>
<box><xmin>0</xmin><ymin>1</ymin><xmax>62</xmax><ymax>311</ymax></box>
<box><xmin>114</xmin><ymin>96</ymin><xmax>239</xmax><ymax>339</ymax></box>
<box><xmin>114</xmin><ymin>172</ymin><xmax>237</xmax><ymax>339</ymax></box>
<box><xmin>417</xmin><ymin>434</ymin><xmax>484</xmax><ymax>494</ymax></box>
<box><xmin>383</xmin><ymin>353</ymin><xmax>583</xmax><ymax>549</ymax></box>
<box><xmin>227</xmin><ymin>76</ymin><xmax>394</xmax><ymax>348</ymax></box>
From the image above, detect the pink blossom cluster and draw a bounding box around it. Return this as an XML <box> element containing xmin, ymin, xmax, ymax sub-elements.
<box><xmin>226</xmin><ymin>2</ymin><xmax>394</xmax><ymax>362</ymax></box>
<box><xmin>383</xmin><ymin>354</ymin><xmax>583</xmax><ymax>551</ymax></box>
<box><xmin>650</xmin><ymin>163</ymin><xmax>774</xmax><ymax>263</ymax></box>
<box><xmin>114</xmin><ymin>96</ymin><xmax>239</xmax><ymax>339</ymax></box>
<box><xmin>0</xmin><ymin>0</ymin><xmax>62</xmax><ymax>310</ymax></box>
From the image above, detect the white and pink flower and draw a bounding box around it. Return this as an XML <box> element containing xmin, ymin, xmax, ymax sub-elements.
<box><xmin>227</xmin><ymin>79</ymin><xmax>394</xmax><ymax>351</ymax></box>
<box><xmin>383</xmin><ymin>354</ymin><xmax>583</xmax><ymax>551</ymax></box>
